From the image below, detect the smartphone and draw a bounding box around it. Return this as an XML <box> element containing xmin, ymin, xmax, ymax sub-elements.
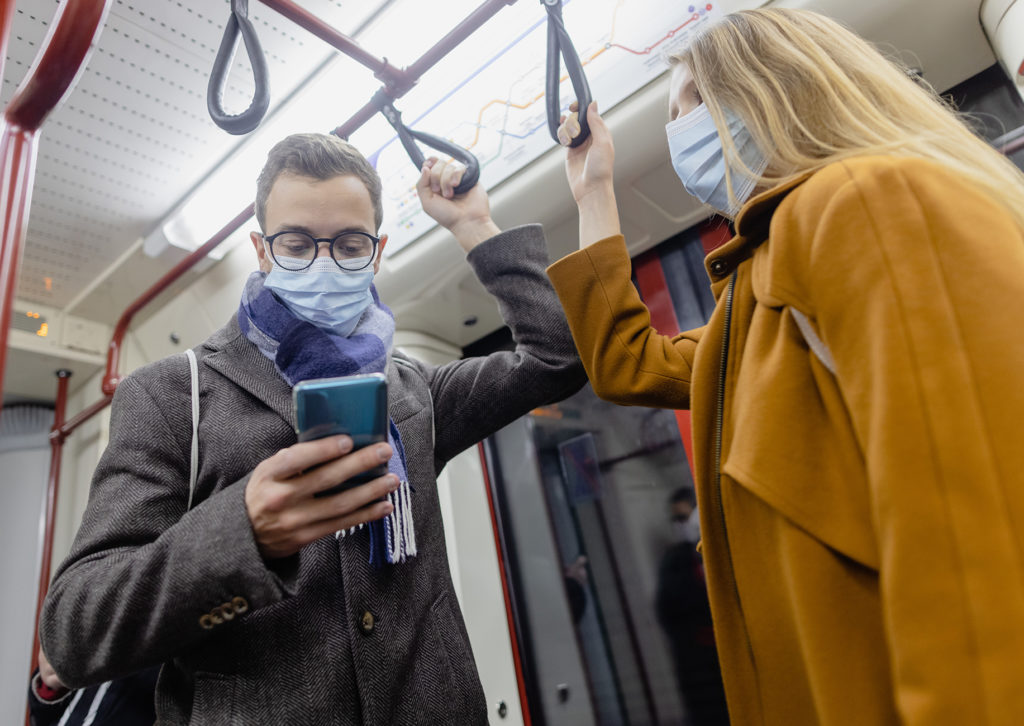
<box><xmin>293</xmin><ymin>373</ymin><xmax>388</xmax><ymax>497</ymax></box>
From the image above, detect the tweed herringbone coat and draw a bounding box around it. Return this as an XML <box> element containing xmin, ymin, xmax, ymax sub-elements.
<box><xmin>41</xmin><ymin>225</ymin><xmax>585</xmax><ymax>725</ymax></box>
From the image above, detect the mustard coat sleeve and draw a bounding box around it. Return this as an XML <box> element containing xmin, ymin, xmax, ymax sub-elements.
<box><xmin>785</xmin><ymin>157</ymin><xmax>1024</xmax><ymax>724</ymax></box>
<box><xmin>547</xmin><ymin>234</ymin><xmax>704</xmax><ymax>409</ymax></box>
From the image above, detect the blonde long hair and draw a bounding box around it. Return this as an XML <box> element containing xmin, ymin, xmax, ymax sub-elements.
<box><xmin>673</xmin><ymin>8</ymin><xmax>1024</xmax><ymax>228</ymax></box>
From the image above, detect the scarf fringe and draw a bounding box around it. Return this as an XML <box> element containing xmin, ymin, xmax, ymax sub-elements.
<box><xmin>334</xmin><ymin>480</ymin><xmax>417</xmax><ymax>567</ymax></box>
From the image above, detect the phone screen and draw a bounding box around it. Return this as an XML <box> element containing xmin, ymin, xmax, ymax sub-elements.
<box><xmin>293</xmin><ymin>373</ymin><xmax>388</xmax><ymax>495</ymax></box>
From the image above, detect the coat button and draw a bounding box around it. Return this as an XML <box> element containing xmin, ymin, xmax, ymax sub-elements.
<box><xmin>709</xmin><ymin>259</ymin><xmax>728</xmax><ymax>276</ymax></box>
<box><xmin>199</xmin><ymin>614</ymin><xmax>215</xmax><ymax>630</ymax></box>
<box><xmin>359</xmin><ymin>610</ymin><xmax>375</xmax><ymax>635</ymax></box>
<box><xmin>231</xmin><ymin>596</ymin><xmax>249</xmax><ymax>614</ymax></box>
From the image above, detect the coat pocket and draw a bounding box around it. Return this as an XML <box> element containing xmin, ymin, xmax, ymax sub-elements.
<box><xmin>189</xmin><ymin>671</ymin><xmax>237</xmax><ymax>726</ymax></box>
<box><xmin>411</xmin><ymin>592</ymin><xmax>486</xmax><ymax>725</ymax></box>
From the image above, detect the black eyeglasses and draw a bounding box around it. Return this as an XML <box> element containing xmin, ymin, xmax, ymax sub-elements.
<box><xmin>262</xmin><ymin>230</ymin><xmax>379</xmax><ymax>272</ymax></box>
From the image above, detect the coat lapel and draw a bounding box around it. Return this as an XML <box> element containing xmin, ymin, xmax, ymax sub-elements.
<box><xmin>202</xmin><ymin>316</ymin><xmax>294</xmax><ymax>427</ymax></box>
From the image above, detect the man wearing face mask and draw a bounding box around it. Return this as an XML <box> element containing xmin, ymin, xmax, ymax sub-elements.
<box><xmin>40</xmin><ymin>133</ymin><xmax>585</xmax><ymax>725</ymax></box>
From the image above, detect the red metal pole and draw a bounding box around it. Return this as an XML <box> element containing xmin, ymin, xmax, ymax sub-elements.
<box><xmin>102</xmin><ymin>204</ymin><xmax>255</xmax><ymax>395</ymax></box>
<box><xmin>0</xmin><ymin>5</ymin><xmax>111</xmax><ymax>722</ymax></box>
<box><xmin>256</xmin><ymin>0</ymin><xmax>401</xmax><ymax>83</ymax></box>
<box><xmin>477</xmin><ymin>442</ymin><xmax>533</xmax><ymax>725</ymax></box>
<box><xmin>0</xmin><ymin>0</ymin><xmax>17</xmax><ymax>103</ymax></box>
<box><xmin>54</xmin><ymin>393</ymin><xmax>113</xmax><ymax>439</ymax></box>
<box><xmin>330</xmin><ymin>0</ymin><xmax>519</xmax><ymax>138</ymax></box>
<box><xmin>404</xmin><ymin>0</ymin><xmax>518</xmax><ymax>81</ymax></box>
<box><xmin>0</xmin><ymin>0</ymin><xmax>27</xmax><ymax>429</ymax></box>
<box><xmin>26</xmin><ymin>369</ymin><xmax>71</xmax><ymax>726</ymax></box>
<box><xmin>0</xmin><ymin>125</ymin><xmax>38</xmax><ymax>418</ymax></box>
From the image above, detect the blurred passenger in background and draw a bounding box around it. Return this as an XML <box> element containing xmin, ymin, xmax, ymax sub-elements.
<box><xmin>655</xmin><ymin>487</ymin><xmax>728</xmax><ymax>725</ymax></box>
<box><xmin>548</xmin><ymin>8</ymin><xmax>1024</xmax><ymax>725</ymax></box>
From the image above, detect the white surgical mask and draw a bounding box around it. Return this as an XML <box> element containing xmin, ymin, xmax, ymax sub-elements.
<box><xmin>265</xmin><ymin>255</ymin><xmax>374</xmax><ymax>337</ymax></box>
<box><xmin>666</xmin><ymin>103</ymin><xmax>767</xmax><ymax>217</ymax></box>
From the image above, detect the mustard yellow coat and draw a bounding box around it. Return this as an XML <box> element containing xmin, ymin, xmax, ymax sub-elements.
<box><xmin>547</xmin><ymin>156</ymin><xmax>1024</xmax><ymax>725</ymax></box>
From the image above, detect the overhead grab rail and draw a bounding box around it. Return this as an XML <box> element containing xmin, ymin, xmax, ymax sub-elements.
<box><xmin>207</xmin><ymin>0</ymin><xmax>271</xmax><ymax>134</ymax></box>
<box><xmin>204</xmin><ymin>0</ymin><xmax>527</xmax><ymax>188</ymax></box>
<box><xmin>542</xmin><ymin>0</ymin><xmax>592</xmax><ymax>147</ymax></box>
<box><xmin>106</xmin><ymin>0</ymin><xmax>518</xmax><ymax>395</ymax></box>
<box><xmin>372</xmin><ymin>89</ymin><xmax>481</xmax><ymax>195</ymax></box>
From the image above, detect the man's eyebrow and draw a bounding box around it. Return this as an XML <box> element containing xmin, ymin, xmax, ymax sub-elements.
<box><xmin>270</xmin><ymin>223</ymin><xmax>373</xmax><ymax>236</ymax></box>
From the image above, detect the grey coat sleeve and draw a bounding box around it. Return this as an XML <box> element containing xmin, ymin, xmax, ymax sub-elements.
<box><xmin>422</xmin><ymin>223</ymin><xmax>586</xmax><ymax>468</ymax></box>
<box><xmin>39</xmin><ymin>366</ymin><xmax>288</xmax><ymax>688</ymax></box>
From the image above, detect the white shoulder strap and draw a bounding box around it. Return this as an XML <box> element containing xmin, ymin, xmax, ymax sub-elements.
<box><xmin>185</xmin><ymin>349</ymin><xmax>199</xmax><ymax>510</ymax></box>
<box><xmin>790</xmin><ymin>308</ymin><xmax>837</xmax><ymax>375</ymax></box>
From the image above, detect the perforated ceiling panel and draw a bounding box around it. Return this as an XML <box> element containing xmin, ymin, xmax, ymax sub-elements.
<box><xmin>1</xmin><ymin>0</ymin><xmax>388</xmax><ymax>315</ymax></box>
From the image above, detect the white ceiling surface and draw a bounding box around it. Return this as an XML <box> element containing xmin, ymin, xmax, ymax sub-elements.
<box><xmin>1</xmin><ymin>0</ymin><xmax>998</xmax><ymax>404</ymax></box>
<box><xmin>3</xmin><ymin>0</ymin><xmax>389</xmax><ymax>315</ymax></box>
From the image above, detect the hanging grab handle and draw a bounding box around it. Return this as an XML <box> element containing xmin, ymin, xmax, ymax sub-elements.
<box><xmin>373</xmin><ymin>90</ymin><xmax>481</xmax><ymax>196</ymax></box>
<box><xmin>542</xmin><ymin>0</ymin><xmax>592</xmax><ymax>148</ymax></box>
<box><xmin>207</xmin><ymin>0</ymin><xmax>271</xmax><ymax>135</ymax></box>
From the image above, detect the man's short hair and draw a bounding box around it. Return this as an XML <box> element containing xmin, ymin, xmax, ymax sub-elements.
<box><xmin>255</xmin><ymin>133</ymin><xmax>384</xmax><ymax>232</ymax></box>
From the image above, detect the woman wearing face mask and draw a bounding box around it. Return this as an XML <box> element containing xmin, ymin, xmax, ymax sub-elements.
<box><xmin>547</xmin><ymin>8</ymin><xmax>1024</xmax><ymax>726</ymax></box>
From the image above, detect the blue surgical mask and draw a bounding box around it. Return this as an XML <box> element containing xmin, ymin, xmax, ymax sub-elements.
<box><xmin>265</xmin><ymin>256</ymin><xmax>374</xmax><ymax>337</ymax></box>
<box><xmin>666</xmin><ymin>103</ymin><xmax>767</xmax><ymax>217</ymax></box>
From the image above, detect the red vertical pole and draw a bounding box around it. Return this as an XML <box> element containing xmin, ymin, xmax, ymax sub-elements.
<box><xmin>0</xmin><ymin>125</ymin><xmax>41</xmax><ymax>415</ymax></box>
<box><xmin>0</xmin><ymin>0</ymin><xmax>18</xmax><ymax>89</ymax></box>
<box><xmin>477</xmin><ymin>442</ymin><xmax>533</xmax><ymax>725</ymax></box>
<box><xmin>26</xmin><ymin>369</ymin><xmax>71</xmax><ymax>725</ymax></box>
<box><xmin>0</xmin><ymin>0</ymin><xmax>28</xmax><ymax>427</ymax></box>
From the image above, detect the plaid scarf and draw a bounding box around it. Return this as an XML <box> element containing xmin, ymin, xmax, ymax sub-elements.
<box><xmin>238</xmin><ymin>271</ymin><xmax>417</xmax><ymax>566</ymax></box>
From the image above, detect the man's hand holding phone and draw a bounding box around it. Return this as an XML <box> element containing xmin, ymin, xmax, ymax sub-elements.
<box><xmin>245</xmin><ymin>435</ymin><xmax>399</xmax><ymax>559</ymax></box>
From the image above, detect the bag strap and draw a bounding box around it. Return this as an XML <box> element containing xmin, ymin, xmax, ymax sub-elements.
<box><xmin>790</xmin><ymin>308</ymin><xmax>836</xmax><ymax>375</ymax></box>
<box><xmin>185</xmin><ymin>349</ymin><xmax>200</xmax><ymax>510</ymax></box>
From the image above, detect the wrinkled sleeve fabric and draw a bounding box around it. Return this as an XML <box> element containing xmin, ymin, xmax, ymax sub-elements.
<box><xmin>40</xmin><ymin>365</ymin><xmax>290</xmax><ymax>689</ymax></box>
<box><xmin>547</xmin><ymin>234</ymin><xmax>703</xmax><ymax>409</ymax></box>
<box><xmin>785</xmin><ymin>158</ymin><xmax>1024</xmax><ymax>724</ymax></box>
<box><xmin>418</xmin><ymin>224</ymin><xmax>586</xmax><ymax>468</ymax></box>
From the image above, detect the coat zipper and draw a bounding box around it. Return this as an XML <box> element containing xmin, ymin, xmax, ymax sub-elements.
<box><xmin>712</xmin><ymin>271</ymin><xmax>759</xmax><ymax>702</ymax></box>
<box><xmin>713</xmin><ymin>271</ymin><xmax>736</xmax><ymax>546</ymax></box>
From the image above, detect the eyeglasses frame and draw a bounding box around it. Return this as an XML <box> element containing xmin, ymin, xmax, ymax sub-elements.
<box><xmin>261</xmin><ymin>229</ymin><xmax>380</xmax><ymax>272</ymax></box>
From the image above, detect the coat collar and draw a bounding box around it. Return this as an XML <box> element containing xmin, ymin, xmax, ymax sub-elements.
<box><xmin>704</xmin><ymin>169</ymin><xmax>817</xmax><ymax>286</ymax></box>
<box><xmin>200</xmin><ymin>315</ymin><xmax>295</xmax><ymax>426</ymax></box>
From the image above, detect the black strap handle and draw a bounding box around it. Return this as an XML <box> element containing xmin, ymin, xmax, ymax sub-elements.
<box><xmin>207</xmin><ymin>0</ymin><xmax>271</xmax><ymax>135</ymax></box>
<box><xmin>373</xmin><ymin>89</ymin><xmax>480</xmax><ymax>196</ymax></box>
<box><xmin>543</xmin><ymin>0</ymin><xmax>592</xmax><ymax>148</ymax></box>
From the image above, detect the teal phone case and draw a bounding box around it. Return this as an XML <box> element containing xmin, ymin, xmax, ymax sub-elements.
<box><xmin>293</xmin><ymin>373</ymin><xmax>388</xmax><ymax>494</ymax></box>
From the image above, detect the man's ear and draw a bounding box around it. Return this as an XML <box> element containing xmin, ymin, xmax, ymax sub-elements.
<box><xmin>373</xmin><ymin>234</ymin><xmax>388</xmax><ymax>274</ymax></box>
<box><xmin>251</xmin><ymin>231</ymin><xmax>271</xmax><ymax>273</ymax></box>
